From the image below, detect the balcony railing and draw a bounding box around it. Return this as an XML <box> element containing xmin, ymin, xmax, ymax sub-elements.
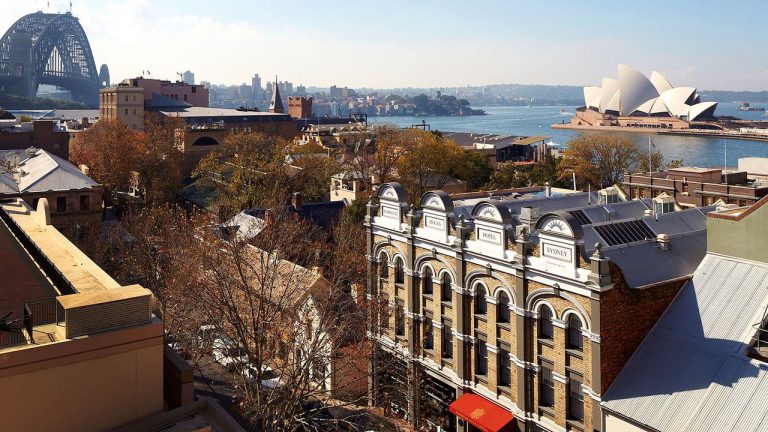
<box><xmin>0</xmin><ymin>298</ymin><xmax>63</xmax><ymax>350</ymax></box>
<box><xmin>0</xmin><ymin>315</ymin><xmax>26</xmax><ymax>349</ymax></box>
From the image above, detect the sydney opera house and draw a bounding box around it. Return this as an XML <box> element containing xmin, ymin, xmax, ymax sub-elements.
<box><xmin>569</xmin><ymin>65</ymin><xmax>718</xmax><ymax>129</ymax></box>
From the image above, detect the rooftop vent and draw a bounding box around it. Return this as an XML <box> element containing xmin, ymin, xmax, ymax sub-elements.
<box><xmin>657</xmin><ymin>233</ymin><xmax>670</xmax><ymax>251</ymax></box>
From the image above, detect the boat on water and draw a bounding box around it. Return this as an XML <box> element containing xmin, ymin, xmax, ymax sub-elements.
<box><xmin>738</xmin><ymin>101</ymin><xmax>765</xmax><ymax>112</ymax></box>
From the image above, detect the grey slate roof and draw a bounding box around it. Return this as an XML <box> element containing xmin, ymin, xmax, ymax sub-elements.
<box><xmin>449</xmin><ymin>190</ymin><xmax>708</xmax><ymax>289</ymax></box>
<box><xmin>602</xmin><ymin>254</ymin><xmax>768</xmax><ymax>432</ymax></box>
<box><xmin>41</xmin><ymin>109</ymin><xmax>99</xmax><ymax>120</ymax></box>
<box><xmin>0</xmin><ymin>149</ymin><xmax>99</xmax><ymax>194</ymax></box>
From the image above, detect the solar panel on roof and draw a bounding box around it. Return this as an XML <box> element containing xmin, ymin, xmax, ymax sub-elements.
<box><xmin>568</xmin><ymin>209</ymin><xmax>591</xmax><ymax>225</ymax></box>
<box><xmin>594</xmin><ymin>220</ymin><xmax>656</xmax><ymax>246</ymax></box>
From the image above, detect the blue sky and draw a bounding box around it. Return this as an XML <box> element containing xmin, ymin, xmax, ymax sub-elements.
<box><xmin>3</xmin><ymin>0</ymin><xmax>767</xmax><ymax>90</ymax></box>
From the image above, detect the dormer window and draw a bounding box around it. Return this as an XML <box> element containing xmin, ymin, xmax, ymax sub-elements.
<box><xmin>653</xmin><ymin>192</ymin><xmax>675</xmax><ymax>214</ymax></box>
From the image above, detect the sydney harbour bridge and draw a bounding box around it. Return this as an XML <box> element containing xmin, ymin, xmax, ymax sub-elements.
<box><xmin>0</xmin><ymin>12</ymin><xmax>102</xmax><ymax>106</ymax></box>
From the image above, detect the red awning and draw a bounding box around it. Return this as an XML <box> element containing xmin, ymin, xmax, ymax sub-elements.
<box><xmin>448</xmin><ymin>393</ymin><xmax>515</xmax><ymax>432</ymax></box>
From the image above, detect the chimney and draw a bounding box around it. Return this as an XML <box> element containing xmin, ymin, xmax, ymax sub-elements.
<box><xmin>79</xmin><ymin>164</ymin><xmax>90</xmax><ymax>176</ymax></box>
<box><xmin>657</xmin><ymin>233</ymin><xmax>670</xmax><ymax>251</ymax></box>
<box><xmin>291</xmin><ymin>192</ymin><xmax>302</xmax><ymax>210</ymax></box>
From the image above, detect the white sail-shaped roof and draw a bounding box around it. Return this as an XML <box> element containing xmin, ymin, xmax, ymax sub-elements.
<box><xmin>661</xmin><ymin>87</ymin><xmax>697</xmax><ymax>117</ymax></box>
<box><xmin>650</xmin><ymin>98</ymin><xmax>669</xmax><ymax>115</ymax></box>
<box><xmin>606</xmin><ymin>90</ymin><xmax>621</xmax><ymax>113</ymax></box>
<box><xmin>633</xmin><ymin>98</ymin><xmax>656</xmax><ymax>115</ymax></box>
<box><xmin>600</xmin><ymin>78</ymin><xmax>620</xmax><ymax>113</ymax></box>
<box><xmin>582</xmin><ymin>66</ymin><xmax>717</xmax><ymax>120</ymax></box>
<box><xmin>688</xmin><ymin>102</ymin><xmax>718</xmax><ymax>121</ymax></box>
<box><xmin>584</xmin><ymin>86</ymin><xmax>602</xmax><ymax>109</ymax></box>
<box><xmin>650</xmin><ymin>71</ymin><xmax>673</xmax><ymax>94</ymax></box>
<box><xmin>618</xmin><ymin>65</ymin><xmax>660</xmax><ymax>116</ymax></box>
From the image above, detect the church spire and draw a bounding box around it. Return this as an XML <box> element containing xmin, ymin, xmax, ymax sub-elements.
<box><xmin>269</xmin><ymin>75</ymin><xmax>284</xmax><ymax>113</ymax></box>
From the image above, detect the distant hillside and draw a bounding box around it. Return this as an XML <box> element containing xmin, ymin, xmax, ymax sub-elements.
<box><xmin>0</xmin><ymin>94</ymin><xmax>92</xmax><ymax>110</ymax></box>
<box><xmin>331</xmin><ymin>84</ymin><xmax>768</xmax><ymax>106</ymax></box>
<box><xmin>698</xmin><ymin>90</ymin><xmax>768</xmax><ymax>103</ymax></box>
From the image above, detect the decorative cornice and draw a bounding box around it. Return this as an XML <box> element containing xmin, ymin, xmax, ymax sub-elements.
<box><xmin>406</xmin><ymin>311</ymin><xmax>426</xmax><ymax>322</ymax></box>
<box><xmin>511</xmin><ymin>354</ymin><xmax>539</xmax><ymax>371</ymax></box>
<box><xmin>387</xmin><ymin>301</ymin><xmax>396</xmax><ymax>309</ymax></box>
<box><xmin>451</xmin><ymin>329</ymin><xmax>475</xmax><ymax>344</ymax></box>
<box><xmin>453</xmin><ymin>285</ymin><xmax>472</xmax><ymax>296</ymax></box>
<box><xmin>366</xmin><ymin>254</ymin><xmax>378</xmax><ymax>263</ymax></box>
<box><xmin>485</xmin><ymin>295</ymin><xmax>497</xmax><ymax>305</ymax></box>
<box><xmin>405</xmin><ymin>268</ymin><xmax>416</xmax><ymax>277</ymax></box>
<box><xmin>552</xmin><ymin>371</ymin><xmax>568</xmax><ymax>384</ymax></box>
<box><xmin>486</xmin><ymin>344</ymin><xmax>499</xmax><ymax>354</ymax></box>
<box><xmin>431</xmin><ymin>320</ymin><xmax>444</xmax><ymax>329</ymax></box>
<box><xmin>581</xmin><ymin>384</ymin><xmax>601</xmax><ymax>402</ymax></box>
<box><xmin>582</xmin><ymin>329</ymin><xmax>601</xmax><ymax>343</ymax></box>
<box><xmin>513</xmin><ymin>306</ymin><xmax>530</xmax><ymax>317</ymax></box>
<box><xmin>552</xmin><ymin>318</ymin><xmax>566</xmax><ymax>329</ymax></box>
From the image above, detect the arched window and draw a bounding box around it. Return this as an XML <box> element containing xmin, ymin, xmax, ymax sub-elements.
<box><xmin>497</xmin><ymin>292</ymin><xmax>510</xmax><ymax>324</ymax></box>
<box><xmin>567</xmin><ymin>314</ymin><xmax>583</xmax><ymax>350</ymax></box>
<box><xmin>539</xmin><ymin>306</ymin><xmax>553</xmax><ymax>340</ymax></box>
<box><xmin>394</xmin><ymin>257</ymin><xmax>404</xmax><ymax>284</ymax></box>
<box><xmin>378</xmin><ymin>253</ymin><xmax>389</xmax><ymax>279</ymax></box>
<box><xmin>441</xmin><ymin>274</ymin><xmax>452</xmax><ymax>302</ymax></box>
<box><xmin>475</xmin><ymin>284</ymin><xmax>487</xmax><ymax>315</ymax></box>
<box><xmin>422</xmin><ymin>267</ymin><xmax>433</xmax><ymax>295</ymax></box>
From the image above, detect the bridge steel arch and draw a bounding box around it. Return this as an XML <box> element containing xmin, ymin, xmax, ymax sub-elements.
<box><xmin>0</xmin><ymin>12</ymin><xmax>99</xmax><ymax>106</ymax></box>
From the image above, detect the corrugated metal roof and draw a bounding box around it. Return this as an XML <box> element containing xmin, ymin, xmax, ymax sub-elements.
<box><xmin>603</xmin><ymin>254</ymin><xmax>768</xmax><ymax>432</ymax></box>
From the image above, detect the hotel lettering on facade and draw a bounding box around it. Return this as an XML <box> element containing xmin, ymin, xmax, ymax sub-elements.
<box><xmin>364</xmin><ymin>183</ymin><xmax>708</xmax><ymax>432</ymax></box>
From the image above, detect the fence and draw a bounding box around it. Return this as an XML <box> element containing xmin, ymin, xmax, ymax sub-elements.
<box><xmin>0</xmin><ymin>317</ymin><xmax>26</xmax><ymax>349</ymax></box>
<box><xmin>0</xmin><ymin>298</ymin><xmax>62</xmax><ymax>350</ymax></box>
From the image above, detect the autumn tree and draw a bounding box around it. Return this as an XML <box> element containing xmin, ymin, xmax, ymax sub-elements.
<box><xmin>486</xmin><ymin>162</ymin><xmax>533</xmax><ymax>189</ymax></box>
<box><xmin>456</xmin><ymin>149</ymin><xmax>493</xmax><ymax>190</ymax></box>
<box><xmin>188</xmin><ymin>213</ymin><xmax>369</xmax><ymax>430</ymax></box>
<box><xmin>193</xmin><ymin>131</ymin><xmax>289</xmax><ymax>216</ymax></box>
<box><xmin>108</xmin><ymin>209</ymin><xmax>203</xmax><ymax>333</ymax></box>
<box><xmin>343</xmin><ymin>124</ymin><xmax>408</xmax><ymax>193</ymax></box>
<box><xmin>286</xmin><ymin>141</ymin><xmax>341</xmax><ymax>202</ymax></box>
<box><xmin>70</xmin><ymin>119</ymin><xmax>145</xmax><ymax>201</ymax></box>
<box><xmin>557</xmin><ymin>135</ymin><xmax>640</xmax><ymax>188</ymax></box>
<box><xmin>140</xmin><ymin>114</ymin><xmax>185</xmax><ymax>206</ymax></box>
<box><xmin>635</xmin><ymin>150</ymin><xmax>684</xmax><ymax>173</ymax></box>
<box><xmin>70</xmin><ymin>116</ymin><xmax>185</xmax><ymax>207</ymax></box>
<box><xmin>396</xmin><ymin>129</ymin><xmax>467</xmax><ymax>202</ymax></box>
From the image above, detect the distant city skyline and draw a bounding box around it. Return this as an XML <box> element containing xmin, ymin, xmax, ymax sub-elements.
<box><xmin>3</xmin><ymin>0</ymin><xmax>767</xmax><ymax>91</ymax></box>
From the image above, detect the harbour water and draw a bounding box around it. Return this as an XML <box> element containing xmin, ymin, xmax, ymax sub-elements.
<box><xmin>371</xmin><ymin>102</ymin><xmax>768</xmax><ymax>168</ymax></box>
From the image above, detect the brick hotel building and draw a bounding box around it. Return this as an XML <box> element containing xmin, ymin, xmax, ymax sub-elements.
<box><xmin>364</xmin><ymin>184</ymin><xmax>710</xmax><ymax>432</ymax></box>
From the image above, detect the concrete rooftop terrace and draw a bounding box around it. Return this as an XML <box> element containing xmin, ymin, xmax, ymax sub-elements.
<box><xmin>0</xmin><ymin>198</ymin><xmax>120</xmax><ymax>294</ymax></box>
<box><xmin>0</xmin><ymin>198</ymin><xmax>153</xmax><ymax>352</ymax></box>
